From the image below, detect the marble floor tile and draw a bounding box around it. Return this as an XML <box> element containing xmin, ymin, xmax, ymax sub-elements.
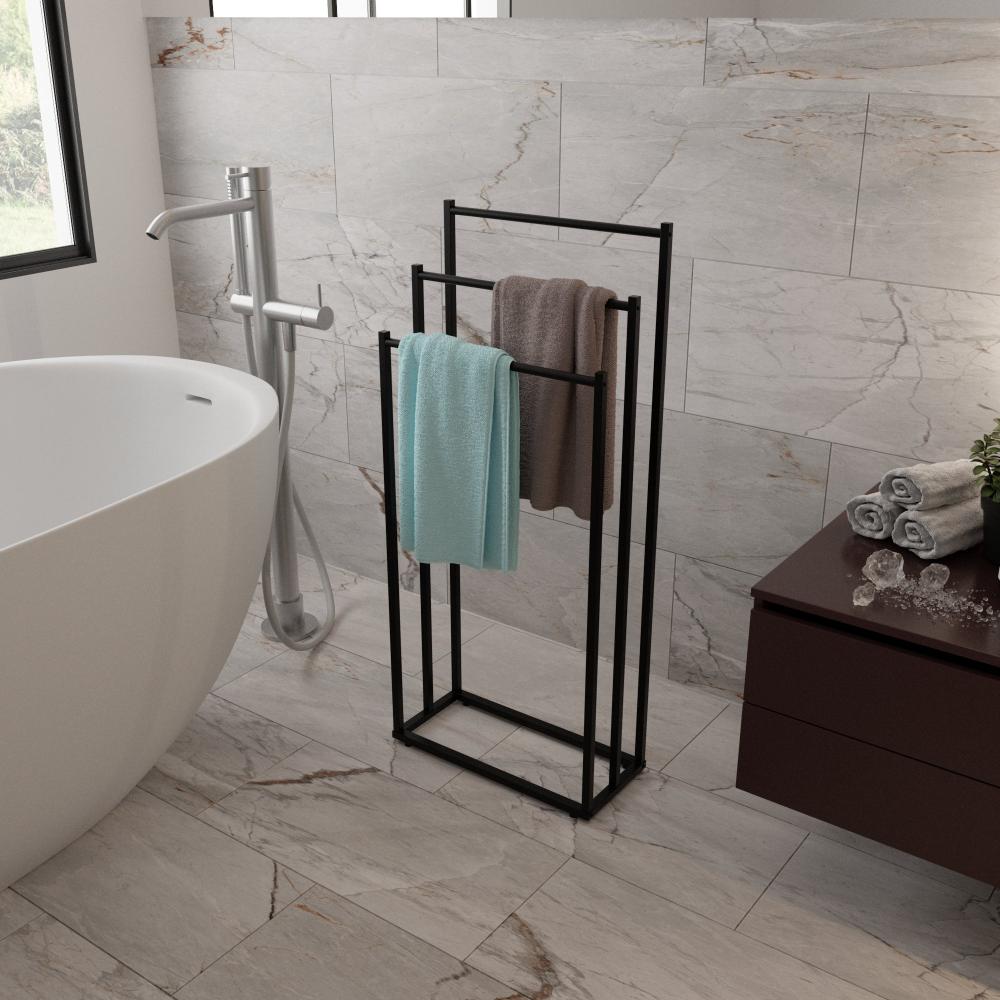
<box><xmin>824</xmin><ymin>443</ymin><xmax>912</xmax><ymax>525</ymax></box>
<box><xmin>216</xmin><ymin>642</ymin><xmax>515</xmax><ymax>793</ymax></box>
<box><xmin>232</xmin><ymin>17</ymin><xmax>437</xmax><ymax>76</ymax></box>
<box><xmin>458</xmin><ymin>513</ymin><xmax>673</xmax><ymax>674</ymax></box>
<box><xmin>664</xmin><ymin>706</ymin><xmax>994</xmax><ymax>895</ymax></box>
<box><xmin>202</xmin><ymin>742</ymin><xmax>566</xmax><ymax>960</ymax></box>
<box><xmin>560</xmin><ymin>84</ymin><xmax>867</xmax><ymax>274</ymax></box>
<box><xmin>330</xmin><ymin>74</ymin><xmax>560</xmax><ymax>237</ymax></box>
<box><xmin>657</xmin><ymin>410</ymin><xmax>829</xmax><ymax>576</ymax></box>
<box><xmin>153</xmin><ymin>68</ymin><xmax>335</xmax><ymax>212</ymax></box>
<box><xmin>438</xmin><ymin>18</ymin><xmax>706</xmax><ymax>87</ymax></box>
<box><xmin>705</xmin><ymin>19</ymin><xmax>1000</xmax><ymax>97</ymax></box>
<box><xmin>178</xmin><ymin>310</ymin><xmax>350</xmax><ymax>464</ymax></box>
<box><xmin>177</xmin><ymin>885</ymin><xmax>522</xmax><ymax>1000</ymax></box>
<box><xmin>0</xmin><ymin>891</ymin><xmax>40</xmax><ymax>942</ymax></box>
<box><xmin>15</xmin><ymin>790</ymin><xmax>312</xmax><ymax>993</ymax></box>
<box><xmin>687</xmin><ymin>259</ymin><xmax>1000</xmax><ymax>461</ymax></box>
<box><xmin>575</xmin><ymin>771</ymin><xmax>806</xmax><ymax>928</ymax></box>
<box><xmin>450</xmin><ymin>229</ymin><xmax>692</xmax><ymax>411</ymax></box>
<box><xmin>669</xmin><ymin>556</ymin><xmax>757</xmax><ymax>700</ymax></box>
<box><xmin>853</xmin><ymin>94</ymin><xmax>1000</xmax><ymax>295</ymax></box>
<box><xmin>0</xmin><ymin>916</ymin><xmax>167</xmax><ymax>1000</ymax></box>
<box><xmin>246</xmin><ymin>554</ymin><xmax>490</xmax><ymax>675</ymax></box>
<box><xmin>138</xmin><ymin>694</ymin><xmax>310</xmax><ymax>815</ymax></box>
<box><xmin>741</xmin><ymin>836</ymin><xmax>1000</xmax><ymax>1000</ymax></box>
<box><xmin>167</xmin><ymin>198</ymin><xmax>440</xmax><ymax>348</ymax></box>
<box><xmin>456</xmin><ymin>623</ymin><xmax>727</xmax><ymax>770</ymax></box>
<box><xmin>147</xmin><ymin>17</ymin><xmax>233</xmax><ymax>70</ymax></box>
<box><xmin>470</xmin><ymin>858</ymin><xmax>881</xmax><ymax>1000</ymax></box>
<box><xmin>212</xmin><ymin>616</ymin><xmax>284</xmax><ymax>690</ymax></box>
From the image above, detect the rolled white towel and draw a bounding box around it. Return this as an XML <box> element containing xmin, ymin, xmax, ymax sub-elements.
<box><xmin>891</xmin><ymin>498</ymin><xmax>983</xmax><ymax>559</ymax></box>
<box><xmin>846</xmin><ymin>492</ymin><xmax>902</xmax><ymax>540</ymax></box>
<box><xmin>880</xmin><ymin>459</ymin><xmax>979</xmax><ymax>511</ymax></box>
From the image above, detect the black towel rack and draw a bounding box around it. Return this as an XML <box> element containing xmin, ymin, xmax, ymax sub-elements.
<box><xmin>377</xmin><ymin>200</ymin><xmax>672</xmax><ymax>819</ymax></box>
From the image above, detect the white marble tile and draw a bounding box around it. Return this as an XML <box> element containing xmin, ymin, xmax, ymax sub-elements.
<box><xmin>147</xmin><ymin>17</ymin><xmax>233</xmax><ymax>69</ymax></box>
<box><xmin>560</xmin><ymin>84</ymin><xmax>867</xmax><ymax>275</ymax></box>
<box><xmin>15</xmin><ymin>790</ymin><xmax>312</xmax><ymax>993</ymax></box>
<box><xmin>664</xmin><ymin>706</ymin><xmax>994</xmax><ymax>895</ymax></box>
<box><xmin>470</xmin><ymin>858</ymin><xmax>882</xmax><ymax>1000</ymax></box>
<box><xmin>330</xmin><ymin>74</ymin><xmax>561</xmax><ymax>237</ymax></box>
<box><xmin>854</xmin><ymin>94</ymin><xmax>1000</xmax><ymax>295</ymax></box>
<box><xmin>0</xmin><ymin>916</ymin><xmax>168</xmax><ymax>1000</ymax></box>
<box><xmin>202</xmin><ymin>742</ymin><xmax>566</xmax><ymax>960</ymax></box>
<box><xmin>458</xmin><ymin>512</ymin><xmax>673</xmax><ymax>673</ymax></box>
<box><xmin>153</xmin><ymin>67</ymin><xmax>335</xmax><ymax>212</ymax></box>
<box><xmin>455</xmin><ymin>623</ymin><xmax>727</xmax><ymax>770</ymax></box>
<box><xmin>450</xmin><ymin>228</ymin><xmax>691</xmax><ymax>411</ymax></box>
<box><xmin>247</xmin><ymin>554</ymin><xmax>491</xmax><ymax>676</ymax></box>
<box><xmin>212</xmin><ymin>616</ymin><xmax>285</xmax><ymax>690</ymax></box>
<box><xmin>575</xmin><ymin>771</ymin><xmax>806</xmax><ymax>928</ymax></box>
<box><xmin>176</xmin><ymin>885</ymin><xmax>520</xmax><ymax>1000</ymax></box>
<box><xmin>824</xmin><ymin>443</ymin><xmax>912</xmax><ymax>524</ymax></box>
<box><xmin>216</xmin><ymin>642</ymin><xmax>515</xmax><ymax>793</ymax></box>
<box><xmin>232</xmin><ymin>17</ymin><xmax>437</xmax><ymax>76</ymax></box>
<box><xmin>0</xmin><ymin>891</ymin><xmax>40</xmax><ymax>942</ymax></box>
<box><xmin>167</xmin><ymin>198</ymin><xmax>440</xmax><ymax>348</ymax></box>
<box><xmin>705</xmin><ymin>19</ymin><xmax>1000</xmax><ymax>97</ymax></box>
<box><xmin>344</xmin><ymin>344</ymin><xmax>398</xmax><ymax>472</ymax></box>
<box><xmin>656</xmin><ymin>410</ymin><xmax>829</xmax><ymax>576</ymax></box>
<box><xmin>138</xmin><ymin>694</ymin><xmax>310</xmax><ymax>815</ymax></box>
<box><xmin>438</xmin><ymin>18</ymin><xmax>706</xmax><ymax>87</ymax></box>
<box><xmin>741</xmin><ymin>836</ymin><xmax>1000</xmax><ymax>1000</ymax></box>
<box><xmin>687</xmin><ymin>259</ymin><xmax>1000</xmax><ymax>462</ymax></box>
<box><xmin>178</xmin><ymin>310</ymin><xmax>350</xmax><ymax>464</ymax></box>
<box><xmin>669</xmin><ymin>555</ymin><xmax>757</xmax><ymax>700</ymax></box>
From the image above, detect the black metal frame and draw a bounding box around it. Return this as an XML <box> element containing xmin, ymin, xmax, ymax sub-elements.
<box><xmin>377</xmin><ymin>201</ymin><xmax>672</xmax><ymax>819</ymax></box>
<box><xmin>0</xmin><ymin>0</ymin><xmax>94</xmax><ymax>282</ymax></box>
<box><xmin>210</xmin><ymin>1</ymin><xmax>473</xmax><ymax>16</ymax></box>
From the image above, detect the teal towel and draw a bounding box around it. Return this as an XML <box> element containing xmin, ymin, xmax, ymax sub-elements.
<box><xmin>399</xmin><ymin>333</ymin><xmax>519</xmax><ymax>571</ymax></box>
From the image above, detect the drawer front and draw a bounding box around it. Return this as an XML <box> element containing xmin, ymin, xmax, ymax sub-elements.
<box><xmin>746</xmin><ymin>606</ymin><xmax>1000</xmax><ymax>788</ymax></box>
<box><xmin>738</xmin><ymin>705</ymin><xmax>1000</xmax><ymax>885</ymax></box>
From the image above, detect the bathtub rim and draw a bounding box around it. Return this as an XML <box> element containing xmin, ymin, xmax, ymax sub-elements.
<box><xmin>0</xmin><ymin>354</ymin><xmax>278</xmax><ymax>559</ymax></box>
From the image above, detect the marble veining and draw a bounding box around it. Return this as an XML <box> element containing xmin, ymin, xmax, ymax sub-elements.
<box><xmin>824</xmin><ymin>443</ymin><xmax>912</xmax><ymax>524</ymax></box>
<box><xmin>559</xmin><ymin>84</ymin><xmax>867</xmax><ymax>274</ymax></box>
<box><xmin>687</xmin><ymin>259</ymin><xmax>1000</xmax><ymax>461</ymax></box>
<box><xmin>705</xmin><ymin>19</ymin><xmax>1000</xmax><ymax>97</ymax></box>
<box><xmin>147</xmin><ymin>17</ymin><xmax>233</xmax><ymax>70</ymax></box>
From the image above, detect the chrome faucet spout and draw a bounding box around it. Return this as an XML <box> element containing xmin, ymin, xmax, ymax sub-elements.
<box><xmin>145</xmin><ymin>197</ymin><xmax>255</xmax><ymax>240</ymax></box>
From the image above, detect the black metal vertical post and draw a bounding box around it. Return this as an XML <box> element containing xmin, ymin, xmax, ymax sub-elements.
<box><xmin>443</xmin><ymin>200</ymin><xmax>463</xmax><ymax>696</ymax></box>
<box><xmin>378</xmin><ymin>330</ymin><xmax>405</xmax><ymax>735</ymax></box>
<box><xmin>581</xmin><ymin>370</ymin><xmax>608</xmax><ymax>815</ymax></box>
<box><xmin>609</xmin><ymin>296</ymin><xmax>641</xmax><ymax>785</ymax></box>
<box><xmin>635</xmin><ymin>224</ymin><xmax>673</xmax><ymax>766</ymax></box>
<box><xmin>411</xmin><ymin>264</ymin><xmax>425</xmax><ymax>331</ymax></box>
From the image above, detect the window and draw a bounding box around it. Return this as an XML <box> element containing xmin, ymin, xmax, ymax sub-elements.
<box><xmin>0</xmin><ymin>0</ymin><xmax>93</xmax><ymax>279</ymax></box>
<box><xmin>210</xmin><ymin>0</ymin><xmax>500</xmax><ymax>17</ymax></box>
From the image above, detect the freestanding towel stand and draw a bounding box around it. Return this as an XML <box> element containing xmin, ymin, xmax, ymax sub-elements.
<box><xmin>377</xmin><ymin>201</ymin><xmax>672</xmax><ymax>819</ymax></box>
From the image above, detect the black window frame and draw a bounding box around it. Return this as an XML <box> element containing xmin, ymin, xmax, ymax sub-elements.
<box><xmin>0</xmin><ymin>0</ymin><xmax>95</xmax><ymax>281</ymax></box>
<box><xmin>209</xmin><ymin>1</ymin><xmax>475</xmax><ymax>17</ymax></box>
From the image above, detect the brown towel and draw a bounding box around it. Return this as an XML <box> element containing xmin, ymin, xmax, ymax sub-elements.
<box><xmin>491</xmin><ymin>275</ymin><xmax>617</xmax><ymax>520</ymax></box>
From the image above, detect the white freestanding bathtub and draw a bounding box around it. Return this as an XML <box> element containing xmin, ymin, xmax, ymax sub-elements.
<box><xmin>0</xmin><ymin>355</ymin><xmax>278</xmax><ymax>889</ymax></box>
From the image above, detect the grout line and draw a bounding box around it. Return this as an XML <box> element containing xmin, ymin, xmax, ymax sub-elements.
<box><xmin>734</xmin><ymin>830</ymin><xmax>808</xmax><ymax>932</ymax></box>
<box><xmin>819</xmin><ymin>438</ymin><xmax>836</xmax><ymax>527</ymax></box>
<box><xmin>847</xmin><ymin>92</ymin><xmax>871</xmax><ymax>277</ymax></box>
<box><xmin>702</xmin><ymin>17</ymin><xmax>709</xmax><ymax>86</ymax></box>
<box><xmin>556</xmin><ymin>82</ymin><xmax>563</xmax><ymax>224</ymax></box>
<box><xmin>435</xmin><ymin>18</ymin><xmax>440</xmax><ymax>77</ymax></box>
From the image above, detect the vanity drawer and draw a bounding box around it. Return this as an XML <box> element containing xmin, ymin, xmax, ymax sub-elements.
<box><xmin>745</xmin><ymin>606</ymin><xmax>1000</xmax><ymax>788</ymax></box>
<box><xmin>737</xmin><ymin>705</ymin><xmax>1000</xmax><ymax>885</ymax></box>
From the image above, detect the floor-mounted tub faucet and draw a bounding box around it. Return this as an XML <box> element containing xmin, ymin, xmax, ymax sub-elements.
<box><xmin>146</xmin><ymin>166</ymin><xmax>337</xmax><ymax>651</ymax></box>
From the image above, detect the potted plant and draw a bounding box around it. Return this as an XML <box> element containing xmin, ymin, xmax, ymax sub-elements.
<box><xmin>970</xmin><ymin>419</ymin><xmax>1000</xmax><ymax>564</ymax></box>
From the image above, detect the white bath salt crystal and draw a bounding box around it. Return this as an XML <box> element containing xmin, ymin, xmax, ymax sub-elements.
<box><xmin>853</xmin><ymin>582</ymin><xmax>876</xmax><ymax>607</ymax></box>
<box><xmin>862</xmin><ymin>549</ymin><xmax>905</xmax><ymax>590</ymax></box>
<box><xmin>918</xmin><ymin>563</ymin><xmax>950</xmax><ymax>591</ymax></box>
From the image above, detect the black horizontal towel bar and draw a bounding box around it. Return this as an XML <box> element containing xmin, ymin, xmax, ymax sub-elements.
<box><xmin>416</xmin><ymin>270</ymin><xmax>630</xmax><ymax>312</ymax></box>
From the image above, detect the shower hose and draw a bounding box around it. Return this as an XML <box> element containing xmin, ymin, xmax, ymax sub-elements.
<box><xmin>243</xmin><ymin>322</ymin><xmax>337</xmax><ymax>652</ymax></box>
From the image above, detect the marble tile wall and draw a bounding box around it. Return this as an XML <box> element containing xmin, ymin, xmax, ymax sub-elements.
<box><xmin>148</xmin><ymin>16</ymin><xmax>1000</xmax><ymax>700</ymax></box>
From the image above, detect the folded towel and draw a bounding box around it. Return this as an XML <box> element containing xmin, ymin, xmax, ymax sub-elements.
<box><xmin>880</xmin><ymin>459</ymin><xmax>979</xmax><ymax>511</ymax></box>
<box><xmin>398</xmin><ymin>332</ymin><xmax>519</xmax><ymax>571</ymax></box>
<box><xmin>491</xmin><ymin>275</ymin><xmax>617</xmax><ymax>520</ymax></box>
<box><xmin>891</xmin><ymin>498</ymin><xmax>983</xmax><ymax>559</ymax></box>
<box><xmin>846</xmin><ymin>492</ymin><xmax>902</xmax><ymax>540</ymax></box>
